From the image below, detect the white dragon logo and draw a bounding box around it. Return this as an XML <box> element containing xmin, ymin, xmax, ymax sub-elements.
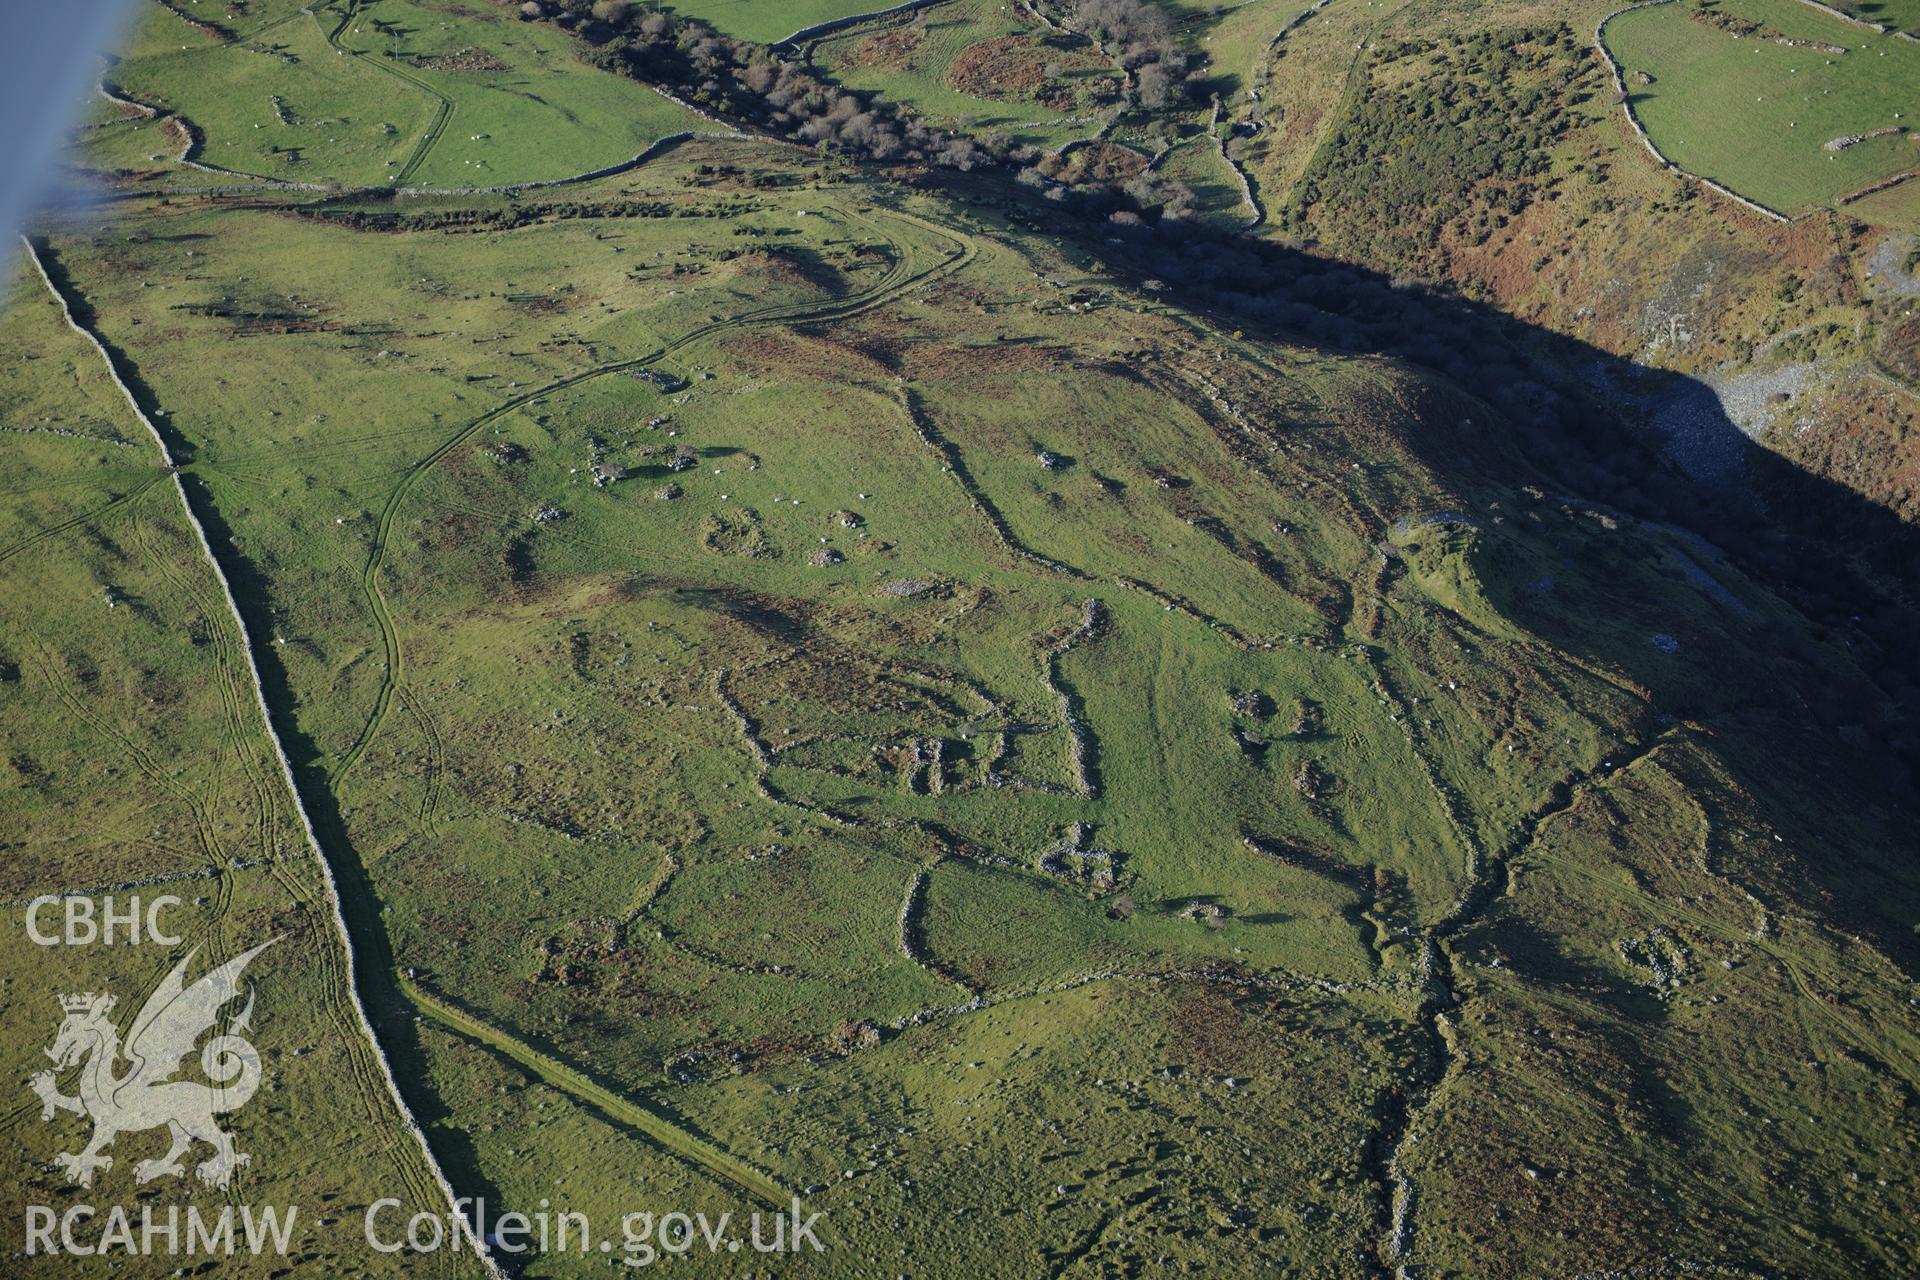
<box><xmin>27</xmin><ymin>940</ymin><xmax>274</xmax><ymax>1189</ymax></box>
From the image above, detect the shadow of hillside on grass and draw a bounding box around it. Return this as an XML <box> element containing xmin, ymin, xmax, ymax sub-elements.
<box><xmin>27</xmin><ymin>142</ymin><xmax>1920</xmax><ymax>993</ymax></box>
<box><xmin>916</xmin><ymin>172</ymin><xmax>1920</xmax><ymax>969</ymax></box>
<box><xmin>939</xmin><ymin>169</ymin><xmax>1919</xmax><ymax>656</ymax></box>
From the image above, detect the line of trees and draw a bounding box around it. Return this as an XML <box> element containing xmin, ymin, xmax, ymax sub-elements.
<box><xmin>1049</xmin><ymin>0</ymin><xmax>1201</xmax><ymax>108</ymax></box>
<box><xmin>518</xmin><ymin>0</ymin><xmax>1201</xmax><ymax>216</ymax></box>
<box><xmin>531</xmin><ymin>1</ymin><xmax>995</xmax><ymax>168</ymax></box>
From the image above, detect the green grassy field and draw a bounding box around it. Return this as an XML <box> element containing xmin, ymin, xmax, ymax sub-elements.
<box><xmin>108</xmin><ymin>1</ymin><xmax>435</xmax><ymax>184</ymax></box>
<box><xmin>1846</xmin><ymin>171</ymin><xmax>1920</xmax><ymax>227</ymax></box>
<box><xmin>104</xmin><ymin>0</ymin><xmax>709</xmax><ymax>188</ymax></box>
<box><xmin>12</xmin><ymin>135</ymin><xmax>1916</xmax><ymax>1270</ymax></box>
<box><xmin>5</xmin><ymin>1</ymin><xmax>1920</xmax><ymax>1274</ymax></box>
<box><xmin>1606</xmin><ymin>0</ymin><xmax>1920</xmax><ymax>214</ymax></box>
<box><xmin>1186</xmin><ymin>0</ymin><xmax>1319</xmax><ymax>99</ymax></box>
<box><xmin>0</xmin><ymin>268</ymin><xmax>484</xmax><ymax>1277</ymax></box>
<box><xmin>669</xmin><ymin>0</ymin><xmax>894</xmax><ymax>44</ymax></box>
<box><xmin>328</xmin><ymin>0</ymin><xmax>710</xmax><ymax>187</ymax></box>
<box><xmin>1158</xmin><ymin>133</ymin><xmax>1257</xmax><ymax>224</ymax></box>
<box><xmin>1850</xmin><ymin>0</ymin><xmax>1920</xmax><ymax>34</ymax></box>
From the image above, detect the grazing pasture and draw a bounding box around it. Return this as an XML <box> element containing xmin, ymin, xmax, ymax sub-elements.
<box><xmin>1605</xmin><ymin>0</ymin><xmax>1920</xmax><ymax>213</ymax></box>
<box><xmin>0</xmin><ymin>269</ymin><xmax>470</xmax><ymax>1277</ymax></box>
<box><xmin>672</xmin><ymin>0</ymin><xmax>903</xmax><ymax>45</ymax></box>
<box><xmin>4</xmin><ymin>1</ymin><xmax>1919</xmax><ymax>1272</ymax></box>
<box><xmin>106</xmin><ymin>0</ymin><xmax>709</xmax><ymax>188</ymax></box>
<box><xmin>329</xmin><ymin>0</ymin><xmax>710</xmax><ymax>187</ymax></box>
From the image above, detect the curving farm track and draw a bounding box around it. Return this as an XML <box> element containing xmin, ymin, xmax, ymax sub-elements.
<box><xmin>18</xmin><ymin>202</ymin><xmax>977</xmax><ymax>1245</ymax></box>
<box><xmin>21</xmin><ymin>235</ymin><xmax>504</xmax><ymax>1279</ymax></box>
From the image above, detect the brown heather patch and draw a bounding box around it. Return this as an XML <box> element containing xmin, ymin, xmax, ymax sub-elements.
<box><xmin>732</xmin><ymin>1031</ymin><xmax>825</xmax><ymax>1069</ymax></box>
<box><xmin>1102</xmin><ymin>525</ymin><xmax>1157</xmax><ymax>560</ymax></box>
<box><xmin>1165</xmin><ymin>981</ymin><xmax>1267</xmax><ymax>1074</ymax></box>
<box><xmin>507</xmin><ymin>289</ymin><xmax>593</xmax><ymax>315</ymax></box>
<box><xmin>721</xmin><ymin>329</ymin><xmax>896</xmax><ymax>382</ymax></box>
<box><xmin>948</xmin><ymin>35</ymin><xmax>1103</xmax><ymax>104</ymax></box>
<box><xmin>414</xmin><ymin>47</ymin><xmax>509</xmax><ymax>71</ymax></box>
<box><xmin>897</xmin><ymin>337</ymin><xmax>1069</xmax><ymax>381</ymax></box>
<box><xmin>847</xmin><ymin>27</ymin><xmax>923</xmax><ymax>71</ymax></box>
<box><xmin>949</xmin><ymin>36</ymin><xmax>1046</xmax><ymax>100</ymax></box>
<box><xmin>732</xmin><ymin>649</ymin><xmax>966</xmax><ymax>722</ymax></box>
<box><xmin>1774</xmin><ymin>373</ymin><xmax>1920</xmax><ymax>524</ymax></box>
<box><xmin>419</xmin><ymin>507</ymin><xmax>496</xmax><ymax>561</ymax></box>
<box><xmin>1435</xmin><ymin>189</ymin><xmax>1562</xmax><ymax>314</ymax></box>
<box><xmin>1881</xmin><ymin>311</ymin><xmax>1920</xmax><ymax>387</ymax></box>
<box><xmin>1058</xmin><ymin>141</ymin><xmax>1150</xmax><ymax>183</ymax></box>
<box><xmin>717</xmin><ymin>246</ymin><xmax>845</xmax><ymax>294</ymax></box>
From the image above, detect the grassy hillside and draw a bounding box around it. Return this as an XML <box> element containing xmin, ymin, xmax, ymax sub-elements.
<box><xmin>671</xmin><ymin>0</ymin><xmax>885</xmax><ymax>45</ymax></box>
<box><xmin>328</xmin><ymin>0</ymin><xmax>710</xmax><ymax>187</ymax></box>
<box><xmin>1605</xmin><ymin>0</ymin><xmax>1920</xmax><ymax>215</ymax></box>
<box><xmin>0</xmin><ymin>268</ymin><xmax>485</xmax><ymax>1278</ymax></box>
<box><xmin>4</xmin><ymin>1</ymin><xmax>1918</xmax><ymax>1276</ymax></box>
<box><xmin>104</xmin><ymin>0</ymin><xmax>709</xmax><ymax>187</ymax></box>
<box><xmin>109</xmin><ymin>1</ymin><xmax>432</xmax><ymax>184</ymax></box>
